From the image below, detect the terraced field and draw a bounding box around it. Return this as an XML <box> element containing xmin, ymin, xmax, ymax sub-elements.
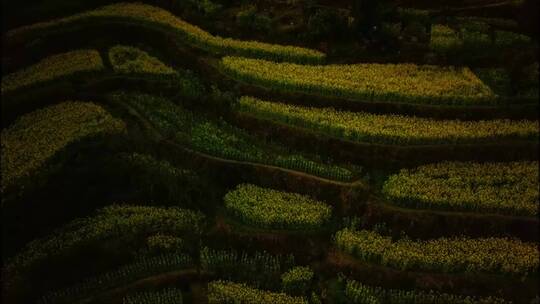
<box><xmin>1</xmin><ymin>1</ymin><xmax>538</xmax><ymax>304</ymax></box>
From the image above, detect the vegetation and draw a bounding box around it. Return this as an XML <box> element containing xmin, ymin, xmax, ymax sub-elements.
<box><xmin>281</xmin><ymin>266</ymin><xmax>314</xmax><ymax>296</ymax></box>
<box><xmin>223</xmin><ymin>184</ymin><xmax>332</xmax><ymax>230</ymax></box>
<box><xmin>40</xmin><ymin>254</ymin><xmax>192</xmax><ymax>304</ymax></box>
<box><xmin>200</xmin><ymin>247</ymin><xmax>295</xmax><ymax>290</ymax></box>
<box><xmin>237</xmin><ymin>96</ymin><xmax>538</xmax><ymax>145</ymax></box>
<box><xmin>122</xmin><ymin>288</ymin><xmax>183</xmax><ymax>304</ymax></box>
<box><xmin>344</xmin><ymin>279</ymin><xmax>509</xmax><ymax>303</ymax></box>
<box><xmin>7</xmin><ymin>3</ymin><xmax>325</xmax><ymax>63</ymax></box>
<box><xmin>2</xmin><ymin>1</ymin><xmax>539</xmax><ymax>303</ymax></box>
<box><xmin>5</xmin><ymin>205</ymin><xmax>204</xmax><ymax>279</ymax></box>
<box><xmin>113</xmin><ymin>92</ymin><xmax>354</xmax><ymax>181</ymax></box>
<box><xmin>383</xmin><ymin>161</ymin><xmax>539</xmax><ymax>216</ymax></box>
<box><xmin>222</xmin><ymin>57</ymin><xmax>495</xmax><ymax>105</ymax></box>
<box><xmin>109</xmin><ymin>45</ymin><xmax>176</xmax><ymax>75</ymax></box>
<box><xmin>1</xmin><ymin>50</ymin><xmax>104</xmax><ymax>93</ymax></box>
<box><xmin>207</xmin><ymin>280</ymin><xmax>308</xmax><ymax>304</ymax></box>
<box><xmin>335</xmin><ymin>229</ymin><xmax>539</xmax><ymax>276</ymax></box>
<box><xmin>1</xmin><ymin>101</ymin><xmax>126</xmax><ymax>193</ymax></box>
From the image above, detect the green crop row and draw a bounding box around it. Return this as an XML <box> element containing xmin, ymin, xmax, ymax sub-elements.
<box><xmin>345</xmin><ymin>279</ymin><xmax>509</xmax><ymax>304</ymax></box>
<box><xmin>1</xmin><ymin>50</ymin><xmax>104</xmax><ymax>93</ymax></box>
<box><xmin>109</xmin><ymin>45</ymin><xmax>176</xmax><ymax>75</ymax></box>
<box><xmin>191</xmin><ymin>121</ymin><xmax>354</xmax><ymax>181</ymax></box>
<box><xmin>382</xmin><ymin>161</ymin><xmax>539</xmax><ymax>216</ymax></box>
<box><xmin>236</xmin><ymin>96</ymin><xmax>538</xmax><ymax>145</ymax></box>
<box><xmin>123</xmin><ymin>288</ymin><xmax>183</xmax><ymax>304</ymax></box>
<box><xmin>7</xmin><ymin>3</ymin><xmax>325</xmax><ymax>64</ymax></box>
<box><xmin>111</xmin><ymin>92</ymin><xmax>354</xmax><ymax>181</ymax></box>
<box><xmin>224</xmin><ymin>184</ymin><xmax>332</xmax><ymax>231</ymax></box>
<box><xmin>40</xmin><ymin>254</ymin><xmax>192</xmax><ymax>304</ymax></box>
<box><xmin>334</xmin><ymin>228</ymin><xmax>539</xmax><ymax>276</ymax></box>
<box><xmin>1</xmin><ymin>101</ymin><xmax>126</xmax><ymax>193</ymax></box>
<box><xmin>200</xmin><ymin>247</ymin><xmax>295</xmax><ymax>290</ymax></box>
<box><xmin>431</xmin><ymin>24</ymin><xmax>532</xmax><ymax>55</ymax></box>
<box><xmin>221</xmin><ymin>56</ymin><xmax>496</xmax><ymax>105</ymax></box>
<box><xmin>5</xmin><ymin>205</ymin><xmax>204</xmax><ymax>280</ymax></box>
<box><xmin>207</xmin><ymin>280</ymin><xmax>308</xmax><ymax>304</ymax></box>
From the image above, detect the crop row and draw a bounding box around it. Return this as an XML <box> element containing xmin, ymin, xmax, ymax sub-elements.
<box><xmin>7</xmin><ymin>3</ymin><xmax>325</xmax><ymax>64</ymax></box>
<box><xmin>5</xmin><ymin>205</ymin><xmax>204</xmax><ymax>281</ymax></box>
<box><xmin>236</xmin><ymin>96</ymin><xmax>538</xmax><ymax>145</ymax></box>
<box><xmin>430</xmin><ymin>24</ymin><xmax>533</xmax><ymax>54</ymax></box>
<box><xmin>345</xmin><ymin>279</ymin><xmax>508</xmax><ymax>304</ymax></box>
<box><xmin>200</xmin><ymin>247</ymin><xmax>295</xmax><ymax>290</ymax></box>
<box><xmin>40</xmin><ymin>254</ymin><xmax>192</xmax><ymax>304</ymax></box>
<box><xmin>221</xmin><ymin>56</ymin><xmax>495</xmax><ymax>105</ymax></box>
<box><xmin>1</xmin><ymin>50</ymin><xmax>104</xmax><ymax>93</ymax></box>
<box><xmin>207</xmin><ymin>280</ymin><xmax>307</xmax><ymax>304</ymax></box>
<box><xmin>334</xmin><ymin>228</ymin><xmax>539</xmax><ymax>276</ymax></box>
<box><xmin>383</xmin><ymin>161</ymin><xmax>539</xmax><ymax>216</ymax></box>
<box><xmin>223</xmin><ymin>184</ymin><xmax>332</xmax><ymax>231</ymax></box>
<box><xmin>123</xmin><ymin>288</ymin><xmax>184</xmax><ymax>304</ymax></box>
<box><xmin>1</xmin><ymin>101</ymin><xmax>126</xmax><ymax>194</ymax></box>
<box><xmin>112</xmin><ymin>92</ymin><xmax>354</xmax><ymax>181</ymax></box>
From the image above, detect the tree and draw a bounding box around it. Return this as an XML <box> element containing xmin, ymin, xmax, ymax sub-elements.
<box><xmin>351</xmin><ymin>0</ymin><xmax>395</xmax><ymax>40</ymax></box>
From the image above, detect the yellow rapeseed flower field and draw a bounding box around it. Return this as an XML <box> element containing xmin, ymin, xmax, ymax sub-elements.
<box><xmin>383</xmin><ymin>161</ymin><xmax>539</xmax><ymax>216</ymax></box>
<box><xmin>335</xmin><ymin>229</ymin><xmax>539</xmax><ymax>276</ymax></box>
<box><xmin>223</xmin><ymin>57</ymin><xmax>495</xmax><ymax>104</ymax></box>
<box><xmin>237</xmin><ymin>96</ymin><xmax>538</xmax><ymax>145</ymax></box>
<box><xmin>7</xmin><ymin>3</ymin><xmax>325</xmax><ymax>63</ymax></box>
<box><xmin>1</xmin><ymin>50</ymin><xmax>104</xmax><ymax>93</ymax></box>
<box><xmin>1</xmin><ymin>102</ymin><xmax>126</xmax><ymax>192</ymax></box>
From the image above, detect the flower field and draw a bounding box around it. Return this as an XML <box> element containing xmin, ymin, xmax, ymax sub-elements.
<box><xmin>207</xmin><ymin>280</ymin><xmax>308</xmax><ymax>304</ymax></box>
<box><xmin>345</xmin><ymin>279</ymin><xmax>509</xmax><ymax>303</ymax></box>
<box><xmin>1</xmin><ymin>50</ymin><xmax>104</xmax><ymax>93</ymax></box>
<box><xmin>382</xmin><ymin>161</ymin><xmax>539</xmax><ymax>216</ymax></box>
<box><xmin>223</xmin><ymin>184</ymin><xmax>332</xmax><ymax>230</ymax></box>
<box><xmin>222</xmin><ymin>57</ymin><xmax>496</xmax><ymax>104</ymax></box>
<box><xmin>335</xmin><ymin>228</ymin><xmax>539</xmax><ymax>276</ymax></box>
<box><xmin>237</xmin><ymin>96</ymin><xmax>538</xmax><ymax>145</ymax></box>
<box><xmin>113</xmin><ymin>92</ymin><xmax>354</xmax><ymax>181</ymax></box>
<box><xmin>7</xmin><ymin>3</ymin><xmax>325</xmax><ymax>64</ymax></box>
<box><xmin>2</xmin><ymin>1</ymin><xmax>539</xmax><ymax>303</ymax></box>
<box><xmin>1</xmin><ymin>101</ymin><xmax>126</xmax><ymax>193</ymax></box>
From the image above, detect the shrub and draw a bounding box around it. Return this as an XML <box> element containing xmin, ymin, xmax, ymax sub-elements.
<box><xmin>1</xmin><ymin>50</ymin><xmax>104</xmax><ymax>93</ymax></box>
<box><xmin>382</xmin><ymin>161</ymin><xmax>539</xmax><ymax>216</ymax></box>
<box><xmin>334</xmin><ymin>228</ymin><xmax>539</xmax><ymax>276</ymax></box>
<box><xmin>146</xmin><ymin>234</ymin><xmax>185</xmax><ymax>254</ymax></box>
<box><xmin>223</xmin><ymin>184</ymin><xmax>332</xmax><ymax>230</ymax></box>
<box><xmin>108</xmin><ymin>45</ymin><xmax>176</xmax><ymax>75</ymax></box>
<box><xmin>221</xmin><ymin>57</ymin><xmax>495</xmax><ymax>105</ymax></box>
<box><xmin>236</xmin><ymin>96</ymin><xmax>538</xmax><ymax>145</ymax></box>
<box><xmin>281</xmin><ymin>266</ymin><xmax>314</xmax><ymax>295</ymax></box>
<box><xmin>1</xmin><ymin>101</ymin><xmax>126</xmax><ymax>193</ymax></box>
